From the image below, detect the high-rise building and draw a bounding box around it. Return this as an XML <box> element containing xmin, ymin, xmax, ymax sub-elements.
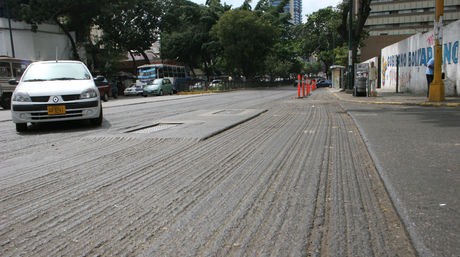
<box><xmin>360</xmin><ymin>0</ymin><xmax>460</xmax><ymax>61</ymax></box>
<box><xmin>271</xmin><ymin>0</ymin><xmax>302</xmax><ymax>25</ymax></box>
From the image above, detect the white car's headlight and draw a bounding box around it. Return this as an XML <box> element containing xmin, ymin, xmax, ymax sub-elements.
<box><xmin>12</xmin><ymin>92</ymin><xmax>32</xmax><ymax>102</ymax></box>
<box><xmin>81</xmin><ymin>88</ymin><xmax>98</xmax><ymax>99</ymax></box>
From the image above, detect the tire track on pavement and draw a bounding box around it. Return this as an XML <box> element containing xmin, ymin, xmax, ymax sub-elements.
<box><xmin>0</xmin><ymin>89</ymin><xmax>416</xmax><ymax>256</ymax></box>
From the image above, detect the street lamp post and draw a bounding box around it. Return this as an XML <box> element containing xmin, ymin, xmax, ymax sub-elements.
<box><xmin>347</xmin><ymin>0</ymin><xmax>354</xmax><ymax>91</ymax></box>
<box><xmin>429</xmin><ymin>0</ymin><xmax>444</xmax><ymax>102</ymax></box>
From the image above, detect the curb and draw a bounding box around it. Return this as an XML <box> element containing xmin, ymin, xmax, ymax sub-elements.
<box><xmin>331</xmin><ymin>91</ymin><xmax>460</xmax><ymax>107</ymax></box>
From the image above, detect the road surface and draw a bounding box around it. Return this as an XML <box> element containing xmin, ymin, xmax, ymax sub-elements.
<box><xmin>0</xmin><ymin>88</ymin><xmax>415</xmax><ymax>256</ymax></box>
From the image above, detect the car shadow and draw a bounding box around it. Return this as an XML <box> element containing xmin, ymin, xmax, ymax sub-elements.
<box><xmin>17</xmin><ymin>119</ymin><xmax>111</xmax><ymax>134</ymax></box>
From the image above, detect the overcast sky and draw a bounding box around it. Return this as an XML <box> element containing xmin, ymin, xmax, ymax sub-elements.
<box><xmin>189</xmin><ymin>0</ymin><xmax>343</xmax><ymax>23</ymax></box>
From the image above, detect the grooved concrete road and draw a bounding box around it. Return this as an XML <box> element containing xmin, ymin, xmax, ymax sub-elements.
<box><xmin>0</xmin><ymin>88</ymin><xmax>415</xmax><ymax>256</ymax></box>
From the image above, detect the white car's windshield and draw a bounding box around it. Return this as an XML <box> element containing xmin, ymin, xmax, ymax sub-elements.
<box><xmin>151</xmin><ymin>79</ymin><xmax>162</xmax><ymax>86</ymax></box>
<box><xmin>22</xmin><ymin>62</ymin><xmax>91</xmax><ymax>82</ymax></box>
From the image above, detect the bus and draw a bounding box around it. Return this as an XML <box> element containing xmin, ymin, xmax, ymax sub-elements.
<box><xmin>136</xmin><ymin>63</ymin><xmax>191</xmax><ymax>93</ymax></box>
<box><xmin>0</xmin><ymin>56</ymin><xmax>32</xmax><ymax>109</ymax></box>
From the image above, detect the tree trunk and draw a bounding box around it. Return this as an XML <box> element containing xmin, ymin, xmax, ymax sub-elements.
<box><xmin>53</xmin><ymin>16</ymin><xmax>80</xmax><ymax>60</ymax></box>
<box><xmin>338</xmin><ymin>0</ymin><xmax>371</xmax><ymax>63</ymax></box>
<box><xmin>140</xmin><ymin>50</ymin><xmax>150</xmax><ymax>64</ymax></box>
<box><xmin>86</xmin><ymin>35</ymin><xmax>99</xmax><ymax>72</ymax></box>
<box><xmin>129</xmin><ymin>51</ymin><xmax>137</xmax><ymax>75</ymax></box>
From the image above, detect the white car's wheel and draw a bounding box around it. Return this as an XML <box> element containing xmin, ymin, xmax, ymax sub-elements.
<box><xmin>90</xmin><ymin>107</ymin><xmax>103</xmax><ymax>127</ymax></box>
<box><xmin>16</xmin><ymin>123</ymin><xmax>27</xmax><ymax>132</ymax></box>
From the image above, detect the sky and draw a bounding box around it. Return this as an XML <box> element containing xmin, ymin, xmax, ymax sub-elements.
<box><xmin>189</xmin><ymin>0</ymin><xmax>343</xmax><ymax>23</ymax></box>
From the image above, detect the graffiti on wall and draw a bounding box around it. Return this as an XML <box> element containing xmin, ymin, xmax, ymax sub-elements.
<box><xmin>381</xmin><ymin>20</ymin><xmax>460</xmax><ymax>95</ymax></box>
<box><xmin>382</xmin><ymin>64</ymin><xmax>414</xmax><ymax>90</ymax></box>
<box><xmin>385</xmin><ymin>41</ymin><xmax>459</xmax><ymax>68</ymax></box>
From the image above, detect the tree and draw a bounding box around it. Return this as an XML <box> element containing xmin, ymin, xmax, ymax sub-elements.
<box><xmin>212</xmin><ymin>9</ymin><xmax>279</xmax><ymax>78</ymax></box>
<box><xmin>160</xmin><ymin>0</ymin><xmax>201</xmax><ymax>70</ymax></box>
<box><xmin>304</xmin><ymin>61</ymin><xmax>322</xmax><ymax>76</ymax></box>
<box><xmin>95</xmin><ymin>0</ymin><xmax>164</xmax><ymax>64</ymax></box>
<box><xmin>253</xmin><ymin>0</ymin><xmax>302</xmax><ymax>79</ymax></box>
<box><xmin>297</xmin><ymin>7</ymin><xmax>344</xmax><ymax>76</ymax></box>
<box><xmin>337</xmin><ymin>0</ymin><xmax>371</xmax><ymax>63</ymax></box>
<box><xmin>160</xmin><ymin>0</ymin><xmax>229</xmax><ymax>78</ymax></box>
<box><xmin>337</xmin><ymin>0</ymin><xmax>372</xmax><ymax>87</ymax></box>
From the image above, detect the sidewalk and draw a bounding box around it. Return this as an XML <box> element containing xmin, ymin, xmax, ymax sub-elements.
<box><xmin>330</xmin><ymin>88</ymin><xmax>460</xmax><ymax>107</ymax></box>
<box><xmin>338</xmin><ymin>96</ymin><xmax>460</xmax><ymax>257</ymax></box>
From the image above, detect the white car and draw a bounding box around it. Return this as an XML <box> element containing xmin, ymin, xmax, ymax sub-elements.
<box><xmin>209</xmin><ymin>79</ymin><xmax>222</xmax><ymax>88</ymax></box>
<box><xmin>123</xmin><ymin>84</ymin><xmax>143</xmax><ymax>96</ymax></box>
<box><xmin>10</xmin><ymin>60</ymin><xmax>103</xmax><ymax>132</ymax></box>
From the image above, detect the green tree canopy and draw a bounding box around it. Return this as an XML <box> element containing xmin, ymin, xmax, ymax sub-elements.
<box><xmin>254</xmin><ymin>0</ymin><xmax>302</xmax><ymax>79</ymax></box>
<box><xmin>297</xmin><ymin>6</ymin><xmax>344</xmax><ymax>75</ymax></box>
<box><xmin>212</xmin><ymin>9</ymin><xmax>279</xmax><ymax>78</ymax></box>
<box><xmin>95</xmin><ymin>0</ymin><xmax>164</xmax><ymax>63</ymax></box>
<box><xmin>160</xmin><ymin>0</ymin><xmax>229</xmax><ymax>78</ymax></box>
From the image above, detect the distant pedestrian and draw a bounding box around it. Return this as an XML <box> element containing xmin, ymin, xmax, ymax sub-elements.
<box><xmin>368</xmin><ymin>61</ymin><xmax>378</xmax><ymax>97</ymax></box>
<box><xmin>426</xmin><ymin>57</ymin><xmax>434</xmax><ymax>97</ymax></box>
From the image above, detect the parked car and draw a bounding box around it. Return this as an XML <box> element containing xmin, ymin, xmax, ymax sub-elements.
<box><xmin>10</xmin><ymin>60</ymin><xmax>102</xmax><ymax>132</ymax></box>
<box><xmin>0</xmin><ymin>56</ymin><xmax>32</xmax><ymax>109</ymax></box>
<box><xmin>209</xmin><ymin>79</ymin><xmax>223</xmax><ymax>88</ymax></box>
<box><xmin>191</xmin><ymin>82</ymin><xmax>204</xmax><ymax>90</ymax></box>
<box><xmin>124</xmin><ymin>84</ymin><xmax>143</xmax><ymax>96</ymax></box>
<box><xmin>316</xmin><ymin>79</ymin><xmax>332</xmax><ymax>88</ymax></box>
<box><xmin>143</xmin><ymin>78</ymin><xmax>173</xmax><ymax>96</ymax></box>
<box><xmin>94</xmin><ymin>75</ymin><xmax>110</xmax><ymax>102</ymax></box>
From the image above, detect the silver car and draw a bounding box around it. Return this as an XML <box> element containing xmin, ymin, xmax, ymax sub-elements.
<box><xmin>11</xmin><ymin>60</ymin><xmax>102</xmax><ymax>132</ymax></box>
<box><xmin>142</xmin><ymin>78</ymin><xmax>173</xmax><ymax>96</ymax></box>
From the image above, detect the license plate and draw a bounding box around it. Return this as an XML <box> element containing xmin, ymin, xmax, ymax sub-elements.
<box><xmin>47</xmin><ymin>105</ymin><xmax>66</xmax><ymax>115</ymax></box>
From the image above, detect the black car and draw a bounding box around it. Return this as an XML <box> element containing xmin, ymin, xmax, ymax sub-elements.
<box><xmin>316</xmin><ymin>79</ymin><xmax>332</xmax><ymax>88</ymax></box>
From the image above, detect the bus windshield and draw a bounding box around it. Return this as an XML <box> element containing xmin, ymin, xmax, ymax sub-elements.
<box><xmin>138</xmin><ymin>67</ymin><xmax>157</xmax><ymax>82</ymax></box>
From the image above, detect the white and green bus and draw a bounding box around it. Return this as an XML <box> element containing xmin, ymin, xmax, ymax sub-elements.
<box><xmin>136</xmin><ymin>63</ymin><xmax>191</xmax><ymax>93</ymax></box>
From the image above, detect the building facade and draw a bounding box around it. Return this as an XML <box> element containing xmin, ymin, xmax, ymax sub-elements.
<box><xmin>361</xmin><ymin>0</ymin><xmax>460</xmax><ymax>61</ymax></box>
<box><xmin>0</xmin><ymin>17</ymin><xmax>74</xmax><ymax>61</ymax></box>
<box><xmin>0</xmin><ymin>0</ymin><xmax>74</xmax><ymax>60</ymax></box>
<box><xmin>271</xmin><ymin>0</ymin><xmax>302</xmax><ymax>25</ymax></box>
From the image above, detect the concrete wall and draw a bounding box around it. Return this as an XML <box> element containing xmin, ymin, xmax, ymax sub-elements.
<box><xmin>381</xmin><ymin>19</ymin><xmax>459</xmax><ymax>96</ymax></box>
<box><xmin>0</xmin><ymin>18</ymin><xmax>74</xmax><ymax>61</ymax></box>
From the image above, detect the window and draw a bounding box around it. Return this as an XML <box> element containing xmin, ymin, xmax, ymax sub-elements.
<box><xmin>22</xmin><ymin>62</ymin><xmax>91</xmax><ymax>81</ymax></box>
<box><xmin>0</xmin><ymin>62</ymin><xmax>11</xmax><ymax>77</ymax></box>
<box><xmin>12</xmin><ymin>63</ymin><xmax>29</xmax><ymax>77</ymax></box>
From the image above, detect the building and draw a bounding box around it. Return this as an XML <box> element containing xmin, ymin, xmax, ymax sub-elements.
<box><xmin>0</xmin><ymin>1</ymin><xmax>74</xmax><ymax>60</ymax></box>
<box><xmin>0</xmin><ymin>17</ymin><xmax>75</xmax><ymax>61</ymax></box>
<box><xmin>360</xmin><ymin>0</ymin><xmax>460</xmax><ymax>61</ymax></box>
<box><xmin>271</xmin><ymin>0</ymin><xmax>302</xmax><ymax>25</ymax></box>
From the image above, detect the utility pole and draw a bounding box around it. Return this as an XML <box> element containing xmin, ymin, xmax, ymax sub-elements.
<box><xmin>347</xmin><ymin>0</ymin><xmax>354</xmax><ymax>91</ymax></box>
<box><xmin>6</xmin><ymin>1</ymin><xmax>16</xmax><ymax>58</ymax></box>
<box><xmin>429</xmin><ymin>0</ymin><xmax>444</xmax><ymax>102</ymax></box>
